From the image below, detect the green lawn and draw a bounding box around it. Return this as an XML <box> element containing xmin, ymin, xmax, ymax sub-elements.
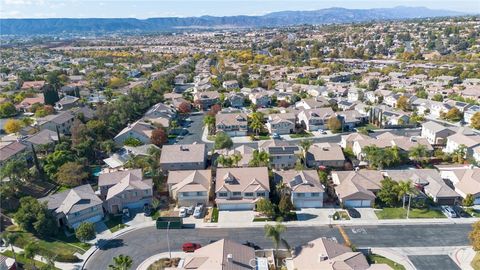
<box><xmin>7</xmin><ymin>226</ymin><xmax>88</xmax><ymax>262</ymax></box>
<box><xmin>466</xmin><ymin>208</ymin><xmax>480</xmax><ymax>217</ymax></box>
<box><xmin>2</xmin><ymin>250</ymin><xmax>60</xmax><ymax>270</ymax></box>
<box><xmin>472</xmin><ymin>252</ymin><xmax>480</xmax><ymax>270</ymax></box>
<box><xmin>211</xmin><ymin>208</ymin><xmax>219</xmax><ymax>223</ymax></box>
<box><xmin>375</xmin><ymin>208</ymin><xmax>446</xmax><ymax>219</ymax></box>
<box><xmin>368</xmin><ymin>254</ymin><xmax>406</xmax><ymax>270</ymax></box>
<box><xmin>290</xmin><ymin>132</ymin><xmax>313</xmax><ymax>138</ymax></box>
<box><xmin>257</xmin><ymin>135</ymin><xmax>271</xmax><ymax>140</ymax></box>
<box><xmin>105</xmin><ymin>215</ymin><xmax>128</xmax><ymax>233</ymax></box>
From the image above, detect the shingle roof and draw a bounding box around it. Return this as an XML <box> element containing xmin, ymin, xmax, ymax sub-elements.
<box><xmin>39</xmin><ymin>184</ymin><xmax>102</xmax><ymax>215</ymax></box>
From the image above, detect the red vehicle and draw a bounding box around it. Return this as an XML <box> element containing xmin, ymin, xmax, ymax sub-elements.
<box><xmin>182</xmin><ymin>242</ymin><xmax>201</xmax><ymax>252</ymax></box>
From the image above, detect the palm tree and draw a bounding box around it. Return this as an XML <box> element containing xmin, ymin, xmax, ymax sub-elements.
<box><xmin>232</xmin><ymin>153</ymin><xmax>242</xmax><ymax>167</ymax></box>
<box><xmin>249</xmin><ymin>150</ymin><xmax>270</xmax><ymax>167</ymax></box>
<box><xmin>396</xmin><ymin>180</ymin><xmax>415</xmax><ymax>209</ymax></box>
<box><xmin>109</xmin><ymin>254</ymin><xmax>133</xmax><ymax>270</ymax></box>
<box><xmin>203</xmin><ymin>115</ymin><xmax>215</xmax><ymax>135</ymax></box>
<box><xmin>299</xmin><ymin>139</ymin><xmax>312</xmax><ymax>166</ymax></box>
<box><xmin>23</xmin><ymin>241</ymin><xmax>38</xmax><ymax>270</ymax></box>
<box><xmin>409</xmin><ymin>145</ymin><xmax>428</xmax><ymax>165</ymax></box>
<box><xmin>2</xmin><ymin>232</ymin><xmax>19</xmax><ymax>269</ymax></box>
<box><xmin>264</xmin><ymin>222</ymin><xmax>290</xmax><ymax>268</ymax></box>
<box><xmin>249</xmin><ymin>112</ymin><xmax>264</xmax><ymax>136</ymax></box>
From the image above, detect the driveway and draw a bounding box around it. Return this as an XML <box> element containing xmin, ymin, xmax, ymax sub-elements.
<box><xmin>408</xmin><ymin>255</ymin><xmax>461</xmax><ymax>270</ymax></box>
<box><xmin>355</xmin><ymin>208</ymin><xmax>378</xmax><ymax>221</ymax></box>
<box><xmin>296</xmin><ymin>208</ymin><xmax>337</xmax><ymax>223</ymax></box>
<box><xmin>218</xmin><ymin>210</ymin><xmax>255</xmax><ymax>226</ymax></box>
<box><xmin>124</xmin><ymin>209</ymin><xmax>153</xmax><ymax>227</ymax></box>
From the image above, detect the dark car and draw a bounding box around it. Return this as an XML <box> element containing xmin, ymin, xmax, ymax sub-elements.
<box><xmin>143</xmin><ymin>205</ymin><xmax>152</xmax><ymax>216</ymax></box>
<box><xmin>347</xmin><ymin>208</ymin><xmax>361</xmax><ymax>218</ymax></box>
<box><xmin>453</xmin><ymin>205</ymin><xmax>470</xmax><ymax>218</ymax></box>
<box><xmin>243</xmin><ymin>241</ymin><xmax>261</xmax><ymax>250</ymax></box>
<box><xmin>182</xmin><ymin>242</ymin><xmax>201</xmax><ymax>252</ymax></box>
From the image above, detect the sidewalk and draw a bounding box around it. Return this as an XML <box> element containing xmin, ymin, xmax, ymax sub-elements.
<box><xmin>370</xmin><ymin>247</ymin><xmax>416</xmax><ymax>270</ymax></box>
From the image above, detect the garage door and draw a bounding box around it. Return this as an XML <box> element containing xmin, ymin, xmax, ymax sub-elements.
<box><xmin>125</xmin><ymin>199</ymin><xmax>150</xmax><ymax>209</ymax></box>
<box><xmin>295</xmin><ymin>200</ymin><xmax>322</xmax><ymax>208</ymax></box>
<box><xmin>218</xmin><ymin>203</ymin><xmax>253</xmax><ymax>211</ymax></box>
<box><xmin>344</xmin><ymin>200</ymin><xmax>371</xmax><ymax>208</ymax></box>
<box><xmin>71</xmin><ymin>214</ymin><xmax>103</xmax><ymax>229</ymax></box>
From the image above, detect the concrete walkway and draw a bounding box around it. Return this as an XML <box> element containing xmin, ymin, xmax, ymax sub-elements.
<box><xmin>136</xmin><ymin>251</ymin><xmax>185</xmax><ymax>270</ymax></box>
<box><xmin>370</xmin><ymin>247</ymin><xmax>416</xmax><ymax>270</ymax></box>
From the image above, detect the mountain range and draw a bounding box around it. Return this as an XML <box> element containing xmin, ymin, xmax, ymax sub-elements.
<box><xmin>0</xmin><ymin>6</ymin><xmax>469</xmax><ymax>35</ymax></box>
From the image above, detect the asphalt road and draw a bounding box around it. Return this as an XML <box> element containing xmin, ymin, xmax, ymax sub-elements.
<box><xmin>408</xmin><ymin>255</ymin><xmax>461</xmax><ymax>270</ymax></box>
<box><xmin>84</xmin><ymin>224</ymin><xmax>471</xmax><ymax>270</ymax></box>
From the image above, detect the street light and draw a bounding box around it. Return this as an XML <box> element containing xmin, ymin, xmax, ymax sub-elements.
<box><xmin>167</xmin><ymin>221</ymin><xmax>171</xmax><ymax>259</ymax></box>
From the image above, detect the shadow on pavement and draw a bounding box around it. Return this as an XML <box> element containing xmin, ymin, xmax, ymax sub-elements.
<box><xmin>96</xmin><ymin>238</ymin><xmax>124</xmax><ymax>250</ymax></box>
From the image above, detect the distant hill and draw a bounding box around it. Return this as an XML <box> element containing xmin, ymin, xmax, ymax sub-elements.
<box><xmin>0</xmin><ymin>6</ymin><xmax>467</xmax><ymax>35</ymax></box>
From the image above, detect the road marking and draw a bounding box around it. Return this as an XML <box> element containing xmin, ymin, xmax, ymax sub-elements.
<box><xmin>336</xmin><ymin>225</ymin><xmax>351</xmax><ymax>247</ymax></box>
<box><xmin>351</xmin><ymin>228</ymin><xmax>367</xmax><ymax>234</ymax></box>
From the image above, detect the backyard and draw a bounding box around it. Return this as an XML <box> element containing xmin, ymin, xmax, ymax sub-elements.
<box><xmin>375</xmin><ymin>207</ymin><xmax>446</xmax><ymax>219</ymax></box>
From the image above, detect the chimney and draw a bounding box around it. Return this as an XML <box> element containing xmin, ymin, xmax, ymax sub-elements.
<box><xmin>227</xmin><ymin>254</ymin><xmax>233</xmax><ymax>262</ymax></box>
<box><xmin>318</xmin><ymin>254</ymin><xmax>328</xmax><ymax>262</ymax></box>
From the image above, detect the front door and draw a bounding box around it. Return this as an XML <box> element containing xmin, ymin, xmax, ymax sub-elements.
<box><xmin>112</xmin><ymin>205</ymin><xmax>119</xmax><ymax>214</ymax></box>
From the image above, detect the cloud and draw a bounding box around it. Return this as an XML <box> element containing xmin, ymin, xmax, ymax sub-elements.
<box><xmin>4</xmin><ymin>0</ymin><xmax>45</xmax><ymax>5</ymax></box>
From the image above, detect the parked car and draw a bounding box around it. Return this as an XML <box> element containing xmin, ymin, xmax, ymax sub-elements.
<box><xmin>185</xmin><ymin>118</ymin><xmax>192</xmax><ymax>122</ymax></box>
<box><xmin>346</xmin><ymin>208</ymin><xmax>361</xmax><ymax>218</ymax></box>
<box><xmin>441</xmin><ymin>206</ymin><xmax>458</xmax><ymax>218</ymax></box>
<box><xmin>182</xmin><ymin>242</ymin><xmax>201</xmax><ymax>252</ymax></box>
<box><xmin>272</xmin><ymin>133</ymin><xmax>281</xmax><ymax>139</ymax></box>
<box><xmin>318</xmin><ymin>129</ymin><xmax>327</xmax><ymax>134</ymax></box>
<box><xmin>122</xmin><ymin>207</ymin><xmax>130</xmax><ymax>218</ymax></box>
<box><xmin>179</xmin><ymin>207</ymin><xmax>188</xmax><ymax>218</ymax></box>
<box><xmin>453</xmin><ymin>205</ymin><xmax>470</xmax><ymax>218</ymax></box>
<box><xmin>187</xmin><ymin>205</ymin><xmax>195</xmax><ymax>215</ymax></box>
<box><xmin>193</xmin><ymin>204</ymin><xmax>204</xmax><ymax>218</ymax></box>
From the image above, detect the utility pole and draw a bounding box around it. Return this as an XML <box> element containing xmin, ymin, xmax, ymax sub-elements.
<box><xmin>406</xmin><ymin>194</ymin><xmax>411</xmax><ymax>219</ymax></box>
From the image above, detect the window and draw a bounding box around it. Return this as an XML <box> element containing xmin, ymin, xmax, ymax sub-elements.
<box><xmin>244</xmin><ymin>192</ymin><xmax>254</xmax><ymax>197</ymax></box>
<box><xmin>296</xmin><ymin>193</ymin><xmax>306</xmax><ymax>198</ymax></box>
<box><xmin>232</xmin><ymin>192</ymin><xmax>241</xmax><ymax>196</ymax></box>
<box><xmin>219</xmin><ymin>192</ymin><xmax>228</xmax><ymax>197</ymax></box>
<box><xmin>256</xmin><ymin>192</ymin><xmax>266</xmax><ymax>197</ymax></box>
<box><xmin>196</xmin><ymin>192</ymin><xmax>203</xmax><ymax>196</ymax></box>
<box><xmin>145</xmin><ymin>190</ymin><xmax>149</xmax><ymax>195</ymax></box>
<box><xmin>311</xmin><ymin>193</ymin><xmax>320</xmax><ymax>197</ymax></box>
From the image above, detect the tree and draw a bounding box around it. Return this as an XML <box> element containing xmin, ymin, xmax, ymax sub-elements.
<box><xmin>278</xmin><ymin>194</ymin><xmax>294</xmax><ymax>216</ymax></box>
<box><xmin>109</xmin><ymin>254</ymin><xmax>133</xmax><ymax>270</ymax></box>
<box><xmin>0</xmin><ymin>101</ymin><xmax>17</xmax><ymax>117</ymax></box>
<box><xmin>214</xmin><ymin>131</ymin><xmax>233</xmax><ymax>150</ymax></box>
<box><xmin>14</xmin><ymin>196</ymin><xmax>56</xmax><ymax>237</ymax></box>
<box><xmin>377</xmin><ymin>177</ymin><xmax>399</xmax><ymax>207</ymax></box>
<box><xmin>264</xmin><ymin>222</ymin><xmax>290</xmax><ymax>267</ymax></box>
<box><xmin>24</xmin><ymin>242</ymin><xmax>38</xmax><ymax>270</ymax></box>
<box><xmin>299</xmin><ymin>139</ymin><xmax>312</xmax><ymax>167</ymax></box>
<box><xmin>4</xmin><ymin>119</ymin><xmax>23</xmax><ymax>134</ymax></box>
<box><xmin>177</xmin><ymin>102</ymin><xmax>191</xmax><ymax>114</ymax></box>
<box><xmin>396</xmin><ymin>96</ymin><xmax>410</xmax><ymax>111</ymax></box>
<box><xmin>231</xmin><ymin>153</ymin><xmax>242</xmax><ymax>167</ymax></box>
<box><xmin>249</xmin><ymin>112</ymin><xmax>264</xmax><ymax>136</ymax></box>
<box><xmin>464</xmin><ymin>194</ymin><xmax>474</xmax><ymax>207</ymax></box>
<box><xmin>432</xmin><ymin>93</ymin><xmax>444</xmax><ymax>102</ymax></box>
<box><xmin>256</xmin><ymin>198</ymin><xmax>276</xmax><ymax>219</ymax></box>
<box><xmin>452</xmin><ymin>144</ymin><xmax>467</xmax><ymax>164</ymax></box>
<box><xmin>443</xmin><ymin>107</ymin><xmax>462</xmax><ymax>122</ymax></box>
<box><xmin>470</xmin><ymin>221</ymin><xmax>480</xmax><ymax>251</ymax></box>
<box><xmin>55</xmin><ymin>162</ymin><xmax>89</xmax><ymax>187</ymax></box>
<box><xmin>327</xmin><ymin>116</ymin><xmax>342</xmax><ymax>133</ymax></box>
<box><xmin>75</xmin><ymin>222</ymin><xmax>96</xmax><ymax>242</ymax></box>
<box><xmin>43</xmin><ymin>150</ymin><xmax>75</xmax><ymax>179</ymax></box>
<box><xmin>471</xmin><ymin>112</ymin><xmax>480</xmax><ymax>130</ymax></box>
<box><xmin>216</xmin><ymin>155</ymin><xmax>233</xmax><ymax>167</ymax></box>
<box><xmin>368</xmin><ymin>78</ymin><xmax>379</xmax><ymax>91</ymax></box>
<box><xmin>396</xmin><ymin>180</ymin><xmax>415</xmax><ymax>208</ymax></box>
<box><xmin>210</xmin><ymin>104</ymin><xmax>222</xmax><ymax>115</ymax></box>
<box><xmin>123</xmin><ymin>137</ymin><xmax>143</xmax><ymax>147</ymax></box>
<box><xmin>203</xmin><ymin>114</ymin><xmax>216</xmax><ymax>135</ymax></box>
<box><xmin>2</xmin><ymin>232</ymin><xmax>19</xmax><ymax>269</ymax></box>
<box><xmin>249</xmin><ymin>150</ymin><xmax>270</xmax><ymax>167</ymax></box>
<box><xmin>42</xmin><ymin>84</ymin><xmax>60</xmax><ymax>105</ymax></box>
<box><xmin>409</xmin><ymin>145</ymin><xmax>429</xmax><ymax>165</ymax></box>
<box><xmin>150</xmin><ymin>128</ymin><xmax>168</xmax><ymax>146</ymax></box>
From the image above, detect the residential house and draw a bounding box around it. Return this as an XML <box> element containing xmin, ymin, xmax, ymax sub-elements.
<box><xmin>285</xmin><ymin>237</ymin><xmax>391</xmax><ymax>270</ymax></box>
<box><xmin>347</xmin><ymin>88</ymin><xmax>363</xmax><ymax>102</ymax></box>
<box><xmin>194</xmin><ymin>92</ymin><xmax>220</xmax><ymax>110</ymax></box>
<box><xmin>167</xmin><ymin>170</ymin><xmax>211</xmax><ymax>207</ymax></box>
<box><xmin>295</xmin><ymin>97</ymin><xmax>330</xmax><ymax>110</ymax></box>
<box><xmin>266</xmin><ymin>113</ymin><xmax>296</xmax><ymax>135</ymax></box>
<box><xmin>36</xmin><ymin>110</ymin><xmax>75</xmax><ymax>134</ymax></box>
<box><xmin>440</xmin><ymin>168</ymin><xmax>480</xmax><ymax>204</ymax></box>
<box><xmin>16</xmin><ymin>94</ymin><xmax>45</xmax><ymax>112</ymax></box>
<box><xmin>340</xmin><ymin>133</ymin><xmax>371</xmax><ymax>149</ymax></box>
<box><xmin>464</xmin><ymin>105</ymin><xmax>480</xmax><ymax>126</ymax></box>
<box><xmin>114</xmin><ymin>121</ymin><xmax>154</xmax><ymax>145</ymax></box>
<box><xmin>336</xmin><ymin>110</ymin><xmax>368</xmax><ymax>131</ymax></box>
<box><xmin>385</xmin><ymin>169</ymin><xmax>460</xmax><ymax>205</ymax></box>
<box><xmin>38</xmin><ymin>184</ymin><xmax>104</xmax><ymax>229</ymax></box>
<box><xmin>98</xmin><ymin>169</ymin><xmax>153</xmax><ymax>214</ymax></box>
<box><xmin>306</xmin><ymin>143</ymin><xmax>345</xmax><ymax>169</ymax></box>
<box><xmin>421</xmin><ymin>121</ymin><xmax>457</xmax><ymax>145</ymax></box>
<box><xmin>444</xmin><ymin>132</ymin><xmax>480</xmax><ymax>155</ymax></box>
<box><xmin>332</xmin><ymin>170</ymin><xmax>384</xmax><ymax>207</ymax></box>
<box><xmin>222</xmin><ymin>80</ymin><xmax>239</xmax><ymax>89</ymax></box>
<box><xmin>215</xmin><ymin>167</ymin><xmax>269</xmax><ymax>210</ymax></box>
<box><xmin>25</xmin><ymin>129</ymin><xmax>58</xmax><ymax>148</ymax></box>
<box><xmin>54</xmin><ymin>95</ymin><xmax>79</xmax><ymax>111</ymax></box>
<box><xmin>0</xmin><ymin>141</ymin><xmax>28</xmax><ymax>167</ymax></box>
<box><xmin>249</xmin><ymin>92</ymin><xmax>271</xmax><ymax>108</ymax></box>
<box><xmin>174</xmin><ymin>74</ymin><xmax>188</xmax><ymax>85</ymax></box>
<box><xmin>275</xmin><ymin>170</ymin><xmax>324</xmax><ymax>208</ymax></box>
<box><xmin>297</xmin><ymin>108</ymin><xmax>335</xmax><ymax>131</ymax></box>
<box><xmin>176</xmin><ymin>239</ymin><xmax>258</xmax><ymax>270</ymax></box>
<box><xmin>215</xmin><ymin>112</ymin><xmax>248</xmax><ymax>137</ymax></box>
<box><xmin>227</xmin><ymin>92</ymin><xmax>245</xmax><ymax>108</ymax></box>
<box><xmin>215</xmin><ymin>145</ymin><xmax>256</xmax><ymax>167</ymax></box>
<box><xmin>258</xmin><ymin>140</ymin><xmax>300</xmax><ymax>170</ymax></box>
<box><xmin>103</xmin><ymin>144</ymin><xmax>159</xmax><ymax>170</ymax></box>
<box><xmin>160</xmin><ymin>144</ymin><xmax>207</xmax><ymax>171</ymax></box>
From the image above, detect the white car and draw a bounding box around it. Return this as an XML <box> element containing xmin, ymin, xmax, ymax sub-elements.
<box><xmin>441</xmin><ymin>206</ymin><xmax>457</xmax><ymax>218</ymax></box>
<box><xmin>179</xmin><ymin>207</ymin><xmax>188</xmax><ymax>218</ymax></box>
<box><xmin>193</xmin><ymin>205</ymin><xmax>204</xmax><ymax>218</ymax></box>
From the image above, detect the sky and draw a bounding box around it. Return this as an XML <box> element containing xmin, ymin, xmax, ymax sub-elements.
<box><xmin>1</xmin><ymin>0</ymin><xmax>479</xmax><ymax>19</ymax></box>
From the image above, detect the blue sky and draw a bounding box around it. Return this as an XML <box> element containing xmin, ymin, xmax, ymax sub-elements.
<box><xmin>1</xmin><ymin>0</ymin><xmax>479</xmax><ymax>18</ymax></box>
